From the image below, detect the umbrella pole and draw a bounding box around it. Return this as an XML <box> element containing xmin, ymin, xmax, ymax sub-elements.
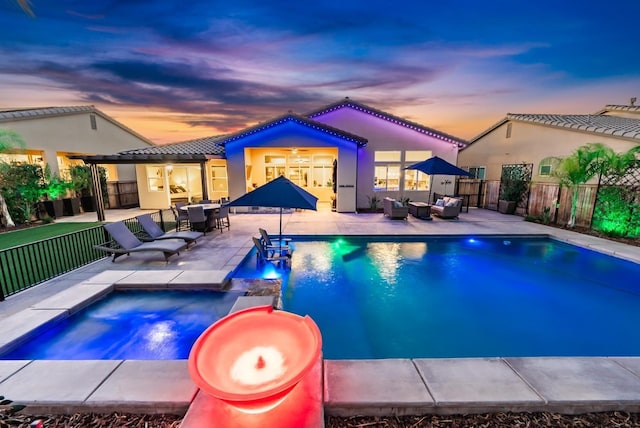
<box><xmin>279</xmin><ymin>207</ymin><xmax>283</xmax><ymax>254</ymax></box>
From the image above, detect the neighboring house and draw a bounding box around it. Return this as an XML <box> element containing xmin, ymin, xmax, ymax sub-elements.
<box><xmin>0</xmin><ymin>106</ymin><xmax>155</xmax><ymax>182</ymax></box>
<box><xmin>81</xmin><ymin>98</ymin><xmax>468</xmax><ymax>212</ymax></box>
<box><xmin>458</xmin><ymin>102</ymin><xmax>640</xmax><ymax>182</ymax></box>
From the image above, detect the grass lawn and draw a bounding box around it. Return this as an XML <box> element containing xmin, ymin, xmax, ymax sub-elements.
<box><xmin>0</xmin><ymin>222</ymin><xmax>102</xmax><ymax>250</ymax></box>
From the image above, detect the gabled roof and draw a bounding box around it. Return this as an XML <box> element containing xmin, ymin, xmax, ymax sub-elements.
<box><xmin>219</xmin><ymin>113</ymin><xmax>368</xmax><ymax>147</ymax></box>
<box><xmin>306</xmin><ymin>97</ymin><xmax>468</xmax><ymax>147</ymax></box>
<box><xmin>0</xmin><ymin>106</ymin><xmax>155</xmax><ymax>146</ymax></box>
<box><xmin>467</xmin><ymin>113</ymin><xmax>640</xmax><ymax>146</ymax></box>
<box><xmin>595</xmin><ymin>104</ymin><xmax>640</xmax><ymax>115</ymax></box>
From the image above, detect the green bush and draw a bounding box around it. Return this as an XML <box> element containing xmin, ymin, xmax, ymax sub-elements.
<box><xmin>0</xmin><ymin>161</ymin><xmax>45</xmax><ymax>224</ymax></box>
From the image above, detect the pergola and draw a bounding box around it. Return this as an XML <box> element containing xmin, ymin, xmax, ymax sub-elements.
<box><xmin>69</xmin><ymin>153</ymin><xmax>220</xmax><ymax>222</ymax></box>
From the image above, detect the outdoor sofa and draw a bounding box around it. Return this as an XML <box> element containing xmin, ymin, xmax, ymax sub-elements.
<box><xmin>431</xmin><ymin>196</ymin><xmax>463</xmax><ymax>219</ymax></box>
<box><xmin>383</xmin><ymin>197</ymin><xmax>409</xmax><ymax>220</ymax></box>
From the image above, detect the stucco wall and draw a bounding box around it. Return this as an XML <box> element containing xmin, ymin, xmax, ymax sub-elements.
<box><xmin>459</xmin><ymin>120</ymin><xmax>639</xmax><ymax>182</ymax></box>
<box><xmin>224</xmin><ymin>121</ymin><xmax>359</xmax><ymax>212</ymax></box>
<box><xmin>312</xmin><ymin>107</ymin><xmax>461</xmax><ymax>208</ymax></box>
<box><xmin>2</xmin><ymin>111</ymin><xmax>153</xmax><ymax>179</ymax></box>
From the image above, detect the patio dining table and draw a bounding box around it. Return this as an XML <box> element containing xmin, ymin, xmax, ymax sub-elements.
<box><xmin>179</xmin><ymin>203</ymin><xmax>221</xmax><ymax>212</ymax></box>
<box><xmin>179</xmin><ymin>203</ymin><xmax>221</xmax><ymax>231</ymax></box>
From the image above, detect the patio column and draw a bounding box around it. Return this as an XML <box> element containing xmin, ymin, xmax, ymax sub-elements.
<box><xmin>200</xmin><ymin>161</ymin><xmax>208</xmax><ymax>200</ymax></box>
<box><xmin>90</xmin><ymin>163</ymin><xmax>106</xmax><ymax>222</ymax></box>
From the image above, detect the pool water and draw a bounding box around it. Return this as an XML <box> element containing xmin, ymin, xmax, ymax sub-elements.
<box><xmin>234</xmin><ymin>236</ymin><xmax>640</xmax><ymax>359</ymax></box>
<box><xmin>1</xmin><ymin>290</ymin><xmax>243</xmax><ymax>360</ymax></box>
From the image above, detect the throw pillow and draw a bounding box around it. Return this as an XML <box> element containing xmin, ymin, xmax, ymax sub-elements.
<box><xmin>393</xmin><ymin>201</ymin><xmax>403</xmax><ymax>208</ymax></box>
<box><xmin>435</xmin><ymin>199</ymin><xmax>445</xmax><ymax>207</ymax></box>
<box><xmin>445</xmin><ymin>199</ymin><xmax>459</xmax><ymax>207</ymax></box>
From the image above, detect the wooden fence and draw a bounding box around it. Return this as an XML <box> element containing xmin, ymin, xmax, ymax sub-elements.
<box><xmin>457</xmin><ymin>179</ymin><xmax>598</xmax><ymax>228</ymax></box>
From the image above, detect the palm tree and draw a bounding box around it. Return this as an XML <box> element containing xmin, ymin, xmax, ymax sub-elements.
<box><xmin>0</xmin><ymin>128</ymin><xmax>27</xmax><ymax>227</ymax></box>
<box><xmin>553</xmin><ymin>143</ymin><xmax>638</xmax><ymax>228</ymax></box>
<box><xmin>552</xmin><ymin>143</ymin><xmax>610</xmax><ymax>228</ymax></box>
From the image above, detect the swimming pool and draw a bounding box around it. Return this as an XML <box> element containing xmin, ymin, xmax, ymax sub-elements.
<box><xmin>1</xmin><ymin>290</ymin><xmax>243</xmax><ymax>360</ymax></box>
<box><xmin>234</xmin><ymin>235</ymin><xmax>640</xmax><ymax>359</ymax></box>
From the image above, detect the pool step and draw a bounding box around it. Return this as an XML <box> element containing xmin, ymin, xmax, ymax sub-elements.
<box><xmin>111</xmin><ymin>269</ymin><xmax>232</xmax><ymax>289</ymax></box>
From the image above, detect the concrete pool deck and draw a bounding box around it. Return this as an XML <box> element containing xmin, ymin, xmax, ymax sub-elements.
<box><xmin>1</xmin><ymin>207</ymin><xmax>639</xmax><ymax>418</ymax></box>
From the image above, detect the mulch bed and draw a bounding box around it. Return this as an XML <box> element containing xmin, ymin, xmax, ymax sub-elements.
<box><xmin>326</xmin><ymin>412</ymin><xmax>640</xmax><ymax>427</ymax></box>
<box><xmin>7</xmin><ymin>411</ymin><xmax>640</xmax><ymax>427</ymax></box>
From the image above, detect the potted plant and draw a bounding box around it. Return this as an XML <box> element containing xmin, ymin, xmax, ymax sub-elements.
<box><xmin>41</xmin><ymin>166</ymin><xmax>70</xmax><ymax>218</ymax></box>
<box><xmin>498</xmin><ymin>179</ymin><xmax>527</xmax><ymax>214</ymax></box>
<box><xmin>69</xmin><ymin>165</ymin><xmax>95</xmax><ymax>212</ymax></box>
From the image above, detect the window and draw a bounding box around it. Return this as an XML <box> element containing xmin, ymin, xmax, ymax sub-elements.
<box><xmin>404</xmin><ymin>170</ymin><xmax>428</xmax><ymax>190</ymax></box>
<box><xmin>374</xmin><ymin>165</ymin><xmax>400</xmax><ymax>191</ymax></box>
<box><xmin>146</xmin><ymin>166</ymin><xmax>164</xmax><ymax>191</ymax></box>
<box><xmin>210</xmin><ymin>165</ymin><xmax>228</xmax><ymax>197</ymax></box>
<box><xmin>90</xmin><ymin>114</ymin><xmax>97</xmax><ymax>130</ymax></box>
<box><xmin>505</xmin><ymin>123</ymin><xmax>512</xmax><ymax>138</ymax></box>
<box><xmin>265</xmin><ymin>155</ymin><xmax>286</xmax><ymax>182</ymax></box>
<box><xmin>374</xmin><ymin>151</ymin><xmax>401</xmax><ymax>191</ymax></box>
<box><xmin>538</xmin><ymin>157</ymin><xmax>557</xmax><ymax>176</ymax></box>
<box><xmin>466</xmin><ymin>166</ymin><xmax>486</xmax><ymax>179</ymax></box>
<box><xmin>312</xmin><ymin>155</ymin><xmax>334</xmax><ymax>188</ymax></box>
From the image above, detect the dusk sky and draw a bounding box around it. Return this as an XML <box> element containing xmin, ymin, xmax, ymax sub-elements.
<box><xmin>1</xmin><ymin>0</ymin><xmax>639</xmax><ymax>144</ymax></box>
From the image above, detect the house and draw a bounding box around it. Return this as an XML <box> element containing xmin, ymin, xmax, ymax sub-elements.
<box><xmin>0</xmin><ymin>106</ymin><xmax>155</xmax><ymax>185</ymax></box>
<box><xmin>81</xmin><ymin>98</ymin><xmax>468</xmax><ymax>213</ymax></box>
<box><xmin>458</xmin><ymin>101</ymin><xmax>640</xmax><ymax>182</ymax></box>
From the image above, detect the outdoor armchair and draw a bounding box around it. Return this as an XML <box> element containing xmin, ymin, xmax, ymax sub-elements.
<box><xmin>258</xmin><ymin>227</ymin><xmax>291</xmax><ymax>257</ymax></box>
<box><xmin>252</xmin><ymin>236</ymin><xmax>290</xmax><ymax>269</ymax></box>
<box><xmin>97</xmin><ymin>221</ymin><xmax>187</xmax><ymax>262</ymax></box>
<box><xmin>383</xmin><ymin>197</ymin><xmax>409</xmax><ymax>220</ymax></box>
<box><xmin>136</xmin><ymin>213</ymin><xmax>203</xmax><ymax>247</ymax></box>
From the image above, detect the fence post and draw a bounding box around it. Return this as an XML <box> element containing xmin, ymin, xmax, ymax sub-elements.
<box><xmin>159</xmin><ymin>209</ymin><xmax>166</xmax><ymax>231</ymax></box>
<box><xmin>477</xmin><ymin>180</ymin><xmax>484</xmax><ymax>208</ymax></box>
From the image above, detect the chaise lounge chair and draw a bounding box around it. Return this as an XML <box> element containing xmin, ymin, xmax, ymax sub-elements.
<box><xmin>252</xmin><ymin>237</ymin><xmax>290</xmax><ymax>269</ymax></box>
<box><xmin>136</xmin><ymin>213</ymin><xmax>203</xmax><ymax>247</ymax></box>
<box><xmin>96</xmin><ymin>221</ymin><xmax>188</xmax><ymax>262</ymax></box>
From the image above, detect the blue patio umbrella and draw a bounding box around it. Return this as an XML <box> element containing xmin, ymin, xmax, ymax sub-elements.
<box><xmin>226</xmin><ymin>175</ymin><xmax>318</xmax><ymax>246</ymax></box>
<box><xmin>404</xmin><ymin>156</ymin><xmax>473</xmax><ymax>197</ymax></box>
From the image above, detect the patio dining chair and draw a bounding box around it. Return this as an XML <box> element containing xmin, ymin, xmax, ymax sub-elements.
<box><xmin>172</xmin><ymin>202</ymin><xmax>190</xmax><ymax>231</ymax></box>
<box><xmin>187</xmin><ymin>205</ymin><xmax>209</xmax><ymax>234</ymax></box>
<box><xmin>212</xmin><ymin>205</ymin><xmax>230</xmax><ymax>233</ymax></box>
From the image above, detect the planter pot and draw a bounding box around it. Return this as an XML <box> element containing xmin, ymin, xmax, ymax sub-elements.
<box><xmin>43</xmin><ymin>199</ymin><xmax>64</xmax><ymax>219</ymax></box>
<box><xmin>63</xmin><ymin>198</ymin><xmax>81</xmax><ymax>216</ymax></box>
<box><xmin>498</xmin><ymin>200</ymin><xmax>517</xmax><ymax>215</ymax></box>
<box><xmin>80</xmin><ymin>195</ymin><xmax>97</xmax><ymax>212</ymax></box>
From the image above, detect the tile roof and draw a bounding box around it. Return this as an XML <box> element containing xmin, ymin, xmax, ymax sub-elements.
<box><xmin>119</xmin><ymin>135</ymin><xmax>226</xmax><ymax>156</ymax></box>
<box><xmin>506</xmin><ymin>113</ymin><xmax>640</xmax><ymax>140</ymax></box>
<box><xmin>0</xmin><ymin>106</ymin><xmax>96</xmax><ymax>121</ymax></box>
<box><xmin>306</xmin><ymin>97</ymin><xmax>468</xmax><ymax>147</ymax></box>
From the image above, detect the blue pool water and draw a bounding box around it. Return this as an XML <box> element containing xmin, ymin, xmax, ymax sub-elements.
<box><xmin>1</xmin><ymin>290</ymin><xmax>243</xmax><ymax>360</ymax></box>
<box><xmin>234</xmin><ymin>236</ymin><xmax>640</xmax><ymax>359</ymax></box>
